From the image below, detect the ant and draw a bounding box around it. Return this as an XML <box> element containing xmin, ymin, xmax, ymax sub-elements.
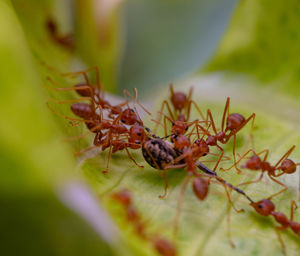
<box><xmin>111</xmin><ymin>189</ymin><xmax>177</xmax><ymax>256</ymax></box>
<box><xmin>46</xmin><ymin>66</ymin><xmax>151</xmax><ymax>173</ymax></box>
<box><xmin>231</xmin><ymin>145</ymin><xmax>300</xmax><ymax>200</ymax></box>
<box><xmin>194</xmin><ymin>97</ymin><xmax>256</xmax><ymax>172</ymax></box>
<box><xmin>161</xmin><ymin>134</ymin><xmax>253</xmax><ymax>240</ymax></box>
<box><xmin>153</xmin><ymin>84</ymin><xmax>205</xmax><ymax>133</ymax></box>
<box><xmin>251</xmin><ymin>199</ymin><xmax>300</xmax><ymax>255</ymax></box>
<box><xmin>46</xmin><ymin>16</ymin><xmax>74</xmax><ymax>51</ymax></box>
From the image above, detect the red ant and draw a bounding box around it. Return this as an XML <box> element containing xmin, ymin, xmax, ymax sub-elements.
<box><xmin>111</xmin><ymin>189</ymin><xmax>177</xmax><ymax>256</ymax></box>
<box><xmin>46</xmin><ymin>16</ymin><xmax>74</xmax><ymax>51</ymax></box>
<box><xmin>161</xmin><ymin>134</ymin><xmax>253</xmax><ymax>240</ymax></box>
<box><xmin>46</xmin><ymin>66</ymin><xmax>150</xmax><ymax>173</ymax></box>
<box><xmin>231</xmin><ymin>145</ymin><xmax>300</xmax><ymax>200</ymax></box>
<box><xmin>194</xmin><ymin>97</ymin><xmax>256</xmax><ymax>172</ymax></box>
<box><xmin>251</xmin><ymin>199</ymin><xmax>300</xmax><ymax>255</ymax></box>
<box><xmin>154</xmin><ymin>84</ymin><xmax>205</xmax><ymax>133</ymax></box>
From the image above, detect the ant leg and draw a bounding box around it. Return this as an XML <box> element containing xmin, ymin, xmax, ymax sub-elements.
<box><xmin>74</xmin><ymin>145</ymin><xmax>100</xmax><ymax>156</ymax></box>
<box><xmin>123</xmin><ymin>88</ymin><xmax>151</xmax><ymax>116</ymax></box>
<box><xmin>45</xmin><ymin>77</ymin><xmax>92</xmax><ymax>92</ymax></box>
<box><xmin>226</xmin><ymin>203</ymin><xmax>235</xmax><ymax>248</ymax></box>
<box><xmin>267</xmin><ymin>176</ymin><xmax>288</xmax><ymax>200</ymax></box>
<box><xmin>164</xmin><ymin>163</ymin><xmax>187</xmax><ymax>170</ymax></box>
<box><xmin>275</xmin><ymin>228</ymin><xmax>287</xmax><ymax>256</ymax></box>
<box><xmin>290</xmin><ymin>200</ymin><xmax>298</xmax><ymax>221</ymax></box>
<box><xmin>213</xmin><ymin>145</ymin><xmax>224</xmax><ymax>171</ymax></box>
<box><xmin>220</xmin><ymin>149</ymin><xmax>253</xmax><ymax>172</ymax></box>
<box><xmin>185</xmin><ymin>87</ymin><xmax>194</xmax><ymax>121</ymax></box>
<box><xmin>238</xmin><ymin>172</ymin><xmax>264</xmax><ymax>187</ymax></box>
<box><xmin>62</xmin><ymin>66</ymin><xmax>100</xmax><ymax>84</ymax></box>
<box><xmin>221</xmin><ymin>97</ymin><xmax>230</xmax><ymax>132</ymax></box>
<box><xmin>158</xmin><ymin>170</ymin><xmax>169</xmax><ymax>199</ymax></box>
<box><xmin>173</xmin><ymin>176</ymin><xmax>191</xmax><ymax>237</ymax></box>
<box><xmin>222</xmin><ymin>182</ymin><xmax>244</xmax><ymax>213</ymax></box>
<box><xmin>163</xmin><ymin>115</ymin><xmax>172</xmax><ymax>137</ymax></box>
<box><xmin>154</xmin><ymin>101</ymin><xmax>175</xmax><ymax>133</ymax></box>
<box><xmin>206</xmin><ymin>109</ymin><xmax>218</xmax><ymax>136</ymax></box>
<box><xmin>274</xmin><ymin>145</ymin><xmax>296</xmax><ymax>168</ymax></box>
<box><xmin>46</xmin><ymin>96</ymin><xmax>92</xmax><ymax>104</ymax></box>
<box><xmin>187</xmin><ymin>100</ymin><xmax>206</xmax><ymax>122</ymax></box>
<box><xmin>103</xmin><ymin>142</ymin><xmax>113</xmax><ymax>174</ymax></box>
<box><xmin>125</xmin><ymin>148</ymin><xmax>144</xmax><ymax>168</ymax></box>
<box><xmin>232</xmin><ymin>133</ymin><xmax>242</xmax><ymax>174</ymax></box>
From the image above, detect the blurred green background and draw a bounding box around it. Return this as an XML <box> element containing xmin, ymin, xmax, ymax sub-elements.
<box><xmin>1</xmin><ymin>0</ymin><xmax>300</xmax><ymax>255</ymax></box>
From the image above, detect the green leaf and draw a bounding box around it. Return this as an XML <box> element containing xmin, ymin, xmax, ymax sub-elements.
<box><xmin>80</xmin><ymin>76</ymin><xmax>300</xmax><ymax>256</ymax></box>
<box><xmin>206</xmin><ymin>0</ymin><xmax>300</xmax><ymax>98</ymax></box>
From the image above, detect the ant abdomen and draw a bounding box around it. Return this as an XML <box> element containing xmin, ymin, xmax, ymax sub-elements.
<box><xmin>70</xmin><ymin>103</ymin><xmax>93</xmax><ymax>118</ymax></box>
<box><xmin>280</xmin><ymin>159</ymin><xmax>297</xmax><ymax>174</ymax></box>
<box><xmin>192</xmin><ymin>177</ymin><xmax>209</xmax><ymax>201</ymax></box>
<box><xmin>171</xmin><ymin>91</ymin><xmax>187</xmax><ymax>111</ymax></box>
<box><xmin>226</xmin><ymin>113</ymin><xmax>245</xmax><ymax>131</ymax></box>
<box><xmin>73</xmin><ymin>83</ymin><xmax>93</xmax><ymax>97</ymax></box>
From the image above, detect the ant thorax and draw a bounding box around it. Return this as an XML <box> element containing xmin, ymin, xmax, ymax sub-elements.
<box><xmin>142</xmin><ymin>138</ymin><xmax>182</xmax><ymax>170</ymax></box>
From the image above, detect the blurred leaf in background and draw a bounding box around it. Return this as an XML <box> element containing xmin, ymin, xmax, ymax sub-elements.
<box><xmin>119</xmin><ymin>0</ymin><xmax>237</xmax><ymax>94</ymax></box>
<box><xmin>206</xmin><ymin>0</ymin><xmax>300</xmax><ymax>98</ymax></box>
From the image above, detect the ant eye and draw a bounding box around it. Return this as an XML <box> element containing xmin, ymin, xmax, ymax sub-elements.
<box><xmin>172</xmin><ymin>122</ymin><xmax>175</xmax><ymax>126</ymax></box>
<box><xmin>136</xmin><ymin>141</ymin><xmax>141</xmax><ymax>144</ymax></box>
<box><xmin>258</xmin><ymin>204</ymin><xmax>263</xmax><ymax>209</ymax></box>
<box><xmin>137</xmin><ymin>132</ymin><xmax>141</xmax><ymax>136</ymax></box>
<box><xmin>185</xmin><ymin>127</ymin><xmax>188</xmax><ymax>131</ymax></box>
<box><xmin>130</xmin><ymin>109</ymin><xmax>134</xmax><ymax>112</ymax></box>
<box><xmin>121</xmin><ymin>119</ymin><xmax>125</xmax><ymax>123</ymax></box>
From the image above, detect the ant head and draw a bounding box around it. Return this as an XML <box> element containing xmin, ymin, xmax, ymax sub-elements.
<box><xmin>171</xmin><ymin>91</ymin><xmax>187</xmax><ymax>111</ymax></box>
<box><xmin>111</xmin><ymin>189</ymin><xmax>132</xmax><ymax>206</ymax></box>
<box><xmin>172</xmin><ymin>134</ymin><xmax>190</xmax><ymax>150</ymax></box>
<box><xmin>242</xmin><ymin>155</ymin><xmax>262</xmax><ymax>170</ymax></box>
<box><xmin>193</xmin><ymin>139</ymin><xmax>209</xmax><ymax>156</ymax></box>
<box><xmin>171</xmin><ymin>120</ymin><xmax>188</xmax><ymax>135</ymax></box>
<box><xmin>121</xmin><ymin>108</ymin><xmax>139</xmax><ymax>125</ymax></box>
<box><xmin>129</xmin><ymin>125</ymin><xmax>145</xmax><ymax>142</ymax></box>
<box><xmin>280</xmin><ymin>159</ymin><xmax>296</xmax><ymax>174</ymax></box>
<box><xmin>250</xmin><ymin>199</ymin><xmax>275</xmax><ymax>216</ymax></box>
<box><xmin>226</xmin><ymin>113</ymin><xmax>245</xmax><ymax>131</ymax></box>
